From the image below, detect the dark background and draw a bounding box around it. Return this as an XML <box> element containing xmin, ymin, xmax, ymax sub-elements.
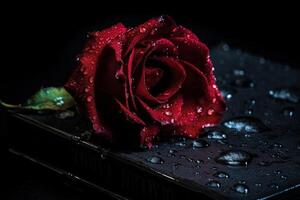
<box><xmin>0</xmin><ymin>2</ymin><xmax>299</xmax><ymax>199</ymax></box>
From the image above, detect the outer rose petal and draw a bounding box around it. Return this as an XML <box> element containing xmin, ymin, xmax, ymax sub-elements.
<box><xmin>123</xmin><ymin>16</ymin><xmax>176</xmax><ymax>57</ymax></box>
<box><xmin>64</xmin><ymin>23</ymin><xmax>127</xmax><ymax>140</ymax></box>
<box><xmin>170</xmin><ymin>26</ymin><xmax>212</xmax><ymax>78</ymax></box>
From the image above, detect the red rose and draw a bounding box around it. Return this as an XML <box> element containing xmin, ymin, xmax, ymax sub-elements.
<box><xmin>65</xmin><ymin>16</ymin><xmax>225</xmax><ymax>148</ymax></box>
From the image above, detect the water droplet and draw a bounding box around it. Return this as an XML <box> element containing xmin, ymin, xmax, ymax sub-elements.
<box><xmin>281</xmin><ymin>175</ymin><xmax>287</xmax><ymax>180</ymax></box>
<box><xmin>207</xmin><ymin>108</ymin><xmax>215</xmax><ymax>116</ymax></box>
<box><xmin>233</xmin><ymin>183</ymin><xmax>249</xmax><ymax>194</ymax></box>
<box><xmin>192</xmin><ymin>139</ymin><xmax>209</xmax><ymax>148</ymax></box>
<box><xmin>55</xmin><ymin>110</ymin><xmax>75</xmax><ymax>119</ymax></box>
<box><xmin>272</xmin><ymin>143</ymin><xmax>283</xmax><ymax>148</ymax></box>
<box><xmin>87</xmin><ymin>96</ymin><xmax>93</xmax><ymax>102</ymax></box>
<box><xmin>163</xmin><ymin>104</ymin><xmax>170</xmax><ymax>109</ymax></box>
<box><xmin>282</xmin><ymin>107</ymin><xmax>294</xmax><ymax>117</ymax></box>
<box><xmin>206</xmin><ymin>180</ymin><xmax>221</xmax><ymax>188</ymax></box>
<box><xmin>222</xmin><ymin>116</ymin><xmax>270</xmax><ymax>133</ymax></box>
<box><xmin>214</xmin><ymin>171</ymin><xmax>229</xmax><ymax>179</ymax></box>
<box><xmin>196</xmin><ymin>106</ymin><xmax>203</xmax><ymax>113</ymax></box>
<box><xmin>207</xmin><ymin>130</ymin><xmax>227</xmax><ymax>140</ymax></box>
<box><xmin>232</xmin><ymin>69</ymin><xmax>245</xmax><ymax>76</ymax></box>
<box><xmin>89</xmin><ymin>77</ymin><xmax>94</xmax><ymax>84</ymax></box>
<box><xmin>245</xmin><ymin>109</ymin><xmax>253</xmax><ymax>115</ymax></box>
<box><xmin>274</xmin><ymin>170</ymin><xmax>281</xmax><ymax>175</ymax></box>
<box><xmin>231</xmin><ymin>77</ymin><xmax>255</xmax><ymax>88</ymax></box>
<box><xmin>174</xmin><ymin>142</ymin><xmax>186</xmax><ymax>147</ymax></box>
<box><xmin>84</xmin><ymin>87</ymin><xmax>90</xmax><ymax>93</ymax></box>
<box><xmin>54</xmin><ymin>97</ymin><xmax>64</xmax><ymax>106</ymax></box>
<box><xmin>168</xmin><ymin>149</ymin><xmax>177</xmax><ymax>154</ymax></box>
<box><xmin>165</xmin><ymin>111</ymin><xmax>172</xmax><ymax>116</ymax></box>
<box><xmin>221</xmin><ymin>88</ymin><xmax>236</xmax><ymax>100</ymax></box>
<box><xmin>222</xmin><ymin>43</ymin><xmax>230</xmax><ymax>51</ymax></box>
<box><xmin>146</xmin><ymin>156</ymin><xmax>164</xmax><ymax>164</ymax></box>
<box><xmin>215</xmin><ymin>150</ymin><xmax>253</xmax><ymax>166</ymax></box>
<box><xmin>139</xmin><ymin>27</ymin><xmax>146</xmax><ymax>33</ymax></box>
<box><xmin>269</xmin><ymin>88</ymin><xmax>299</xmax><ymax>103</ymax></box>
<box><xmin>269</xmin><ymin>183</ymin><xmax>279</xmax><ymax>190</ymax></box>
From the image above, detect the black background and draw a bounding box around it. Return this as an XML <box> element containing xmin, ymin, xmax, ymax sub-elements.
<box><xmin>0</xmin><ymin>2</ymin><xmax>299</xmax><ymax>199</ymax></box>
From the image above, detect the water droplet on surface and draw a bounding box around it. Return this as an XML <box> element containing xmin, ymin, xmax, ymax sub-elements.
<box><xmin>282</xmin><ymin>107</ymin><xmax>294</xmax><ymax>117</ymax></box>
<box><xmin>207</xmin><ymin>130</ymin><xmax>227</xmax><ymax>140</ymax></box>
<box><xmin>245</xmin><ymin>109</ymin><xmax>253</xmax><ymax>115</ymax></box>
<box><xmin>146</xmin><ymin>156</ymin><xmax>164</xmax><ymax>164</ymax></box>
<box><xmin>222</xmin><ymin>43</ymin><xmax>230</xmax><ymax>51</ymax></box>
<box><xmin>269</xmin><ymin>183</ymin><xmax>279</xmax><ymax>190</ymax></box>
<box><xmin>215</xmin><ymin>150</ymin><xmax>253</xmax><ymax>166</ymax></box>
<box><xmin>192</xmin><ymin>139</ymin><xmax>209</xmax><ymax>148</ymax></box>
<box><xmin>233</xmin><ymin>183</ymin><xmax>249</xmax><ymax>194</ymax></box>
<box><xmin>255</xmin><ymin>183</ymin><xmax>262</xmax><ymax>187</ymax></box>
<box><xmin>168</xmin><ymin>149</ymin><xmax>177</xmax><ymax>154</ymax></box>
<box><xmin>269</xmin><ymin>88</ymin><xmax>299</xmax><ymax>103</ymax></box>
<box><xmin>214</xmin><ymin>171</ymin><xmax>229</xmax><ymax>179</ymax></box>
<box><xmin>222</xmin><ymin>116</ymin><xmax>269</xmax><ymax>133</ymax></box>
<box><xmin>55</xmin><ymin>110</ymin><xmax>75</xmax><ymax>119</ymax></box>
<box><xmin>232</xmin><ymin>69</ymin><xmax>245</xmax><ymax>76</ymax></box>
<box><xmin>281</xmin><ymin>175</ymin><xmax>287</xmax><ymax>180</ymax></box>
<box><xmin>221</xmin><ymin>88</ymin><xmax>236</xmax><ymax>100</ymax></box>
<box><xmin>206</xmin><ymin>180</ymin><xmax>221</xmax><ymax>188</ymax></box>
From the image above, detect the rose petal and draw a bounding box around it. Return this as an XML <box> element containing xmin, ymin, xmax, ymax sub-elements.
<box><xmin>129</xmin><ymin>39</ymin><xmax>179</xmax><ymax>105</ymax></box>
<box><xmin>115</xmin><ymin>98</ymin><xmax>146</xmax><ymax>126</ymax></box>
<box><xmin>123</xmin><ymin>16</ymin><xmax>176</xmax><ymax>57</ymax></box>
<box><xmin>65</xmin><ymin>23</ymin><xmax>127</xmax><ymax>140</ymax></box>
<box><xmin>145</xmin><ymin>67</ymin><xmax>164</xmax><ymax>88</ymax></box>
<box><xmin>150</xmin><ymin>57</ymin><xmax>186</xmax><ymax>101</ymax></box>
<box><xmin>137</xmin><ymin>94</ymin><xmax>183</xmax><ymax>125</ymax></box>
<box><xmin>170</xmin><ymin>26</ymin><xmax>212</xmax><ymax>77</ymax></box>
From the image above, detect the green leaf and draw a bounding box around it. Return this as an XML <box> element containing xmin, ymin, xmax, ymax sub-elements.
<box><xmin>0</xmin><ymin>87</ymin><xmax>74</xmax><ymax>111</ymax></box>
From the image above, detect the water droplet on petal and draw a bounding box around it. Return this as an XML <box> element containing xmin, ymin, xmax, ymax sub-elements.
<box><xmin>89</xmin><ymin>77</ymin><xmax>94</xmax><ymax>84</ymax></box>
<box><xmin>87</xmin><ymin>96</ymin><xmax>93</xmax><ymax>102</ymax></box>
<box><xmin>165</xmin><ymin>111</ymin><xmax>172</xmax><ymax>116</ymax></box>
<box><xmin>207</xmin><ymin>109</ymin><xmax>215</xmax><ymax>116</ymax></box>
<box><xmin>196</xmin><ymin>106</ymin><xmax>203</xmax><ymax>113</ymax></box>
<box><xmin>139</xmin><ymin>27</ymin><xmax>146</xmax><ymax>33</ymax></box>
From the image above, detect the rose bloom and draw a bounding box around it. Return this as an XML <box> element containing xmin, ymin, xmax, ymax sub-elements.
<box><xmin>65</xmin><ymin>16</ymin><xmax>225</xmax><ymax>148</ymax></box>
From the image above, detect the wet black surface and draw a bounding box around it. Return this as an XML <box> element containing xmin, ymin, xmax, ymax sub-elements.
<box><xmin>3</xmin><ymin>44</ymin><xmax>300</xmax><ymax>199</ymax></box>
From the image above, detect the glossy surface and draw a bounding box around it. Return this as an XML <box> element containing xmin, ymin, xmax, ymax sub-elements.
<box><xmin>5</xmin><ymin>44</ymin><xmax>300</xmax><ymax>199</ymax></box>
